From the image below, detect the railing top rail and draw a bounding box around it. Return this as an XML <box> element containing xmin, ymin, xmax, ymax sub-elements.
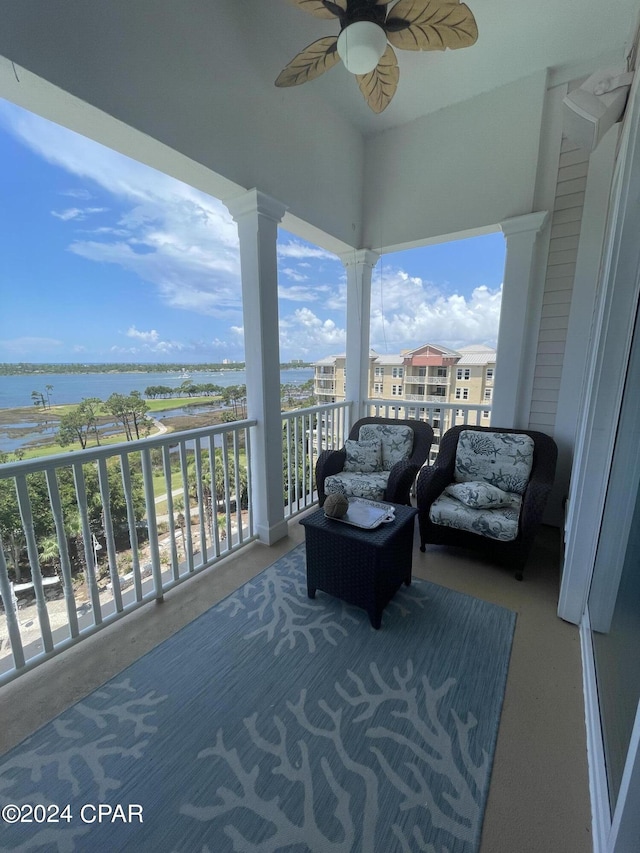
<box><xmin>281</xmin><ymin>402</ymin><xmax>349</xmax><ymax>419</ymax></box>
<box><xmin>0</xmin><ymin>418</ymin><xmax>257</xmax><ymax>479</ymax></box>
<box><xmin>366</xmin><ymin>398</ymin><xmax>491</xmax><ymax>412</ymax></box>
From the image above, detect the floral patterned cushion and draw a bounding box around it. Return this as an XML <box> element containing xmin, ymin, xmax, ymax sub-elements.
<box><xmin>444</xmin><ymin>481</ymin><xmax>520</xmax><ymax>509</ymax></box>
<box><xmin>343</xmin><ymin>438</ymin><xmax>382</xmax><ymax>473</ymax></box>
<box><xmin>324</xmin><ymin>471</ymin><xmax>390</xmax><ymax>502</ymax></box>
<box><xmin>429</xmin><ymin>492</ymin><xmax>523</xmax><ymax>541</ymax></box>
<box><xmin>454</xmin><ymin>431</ymin><xmax>534</xmax><ymax>495</ymax></box>
<box><xmin>358</xmin><ymin>424</ymin><xmax>414</xmax><ymax>471</ymax></box>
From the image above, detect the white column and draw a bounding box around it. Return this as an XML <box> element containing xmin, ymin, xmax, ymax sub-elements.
<box><xmin>225</xmin><ymin>189</ymin><xmax>288</xmax><ymax>545</ymax></box>
<box><xmin>492</xmin><ymin>211</ymin><xmax>549</xmax><ymax>427</ymax></box>
<box><xmin>340</xmin><ymin>249</ymin><xmax>380</xmax><ymax>424</ymax></box>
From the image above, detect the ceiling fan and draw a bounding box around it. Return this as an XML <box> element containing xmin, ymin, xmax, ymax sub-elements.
<box><xmin>275</xmin><ymin>0</ymin><xmax>478</xmax><ymax>114</ymax></box>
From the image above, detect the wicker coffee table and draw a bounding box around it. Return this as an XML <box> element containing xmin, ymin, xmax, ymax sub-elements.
<box><xmin>299</xmin><ymin>502</ymin><xmax>418</xmax><ymax>629</ymax></box>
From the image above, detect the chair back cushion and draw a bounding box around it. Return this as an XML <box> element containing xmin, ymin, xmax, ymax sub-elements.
<box><xmin>454</xmin><ymin>430</ymin><xmax>534</xmax><ymax>495</ymax></box>
<box><xmin>343</xmin><ymin>438</ymin><xmax>382</xmax><ymax>473</ymax></box>
<box><xmin>358</xmin><ymin>424</ymin><xmax>414</xmax><ymax>471</ymax></box>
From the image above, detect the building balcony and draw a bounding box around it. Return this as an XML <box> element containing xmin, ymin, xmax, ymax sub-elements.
<box><xmin>404</xmin><ymin>374</ymin><xmax>450</xmax><ymax>386</ymax></box>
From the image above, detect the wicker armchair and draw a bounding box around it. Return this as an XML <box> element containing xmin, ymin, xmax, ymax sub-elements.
<box><xmin>417</xmin><ymin>425</ymin><xmax>557</xmax><ymax>580</ymax></box>
<box><xmin>316</xmin><ymin>417</ymin><xmax>434</xmax><ymax>507</ymax></box>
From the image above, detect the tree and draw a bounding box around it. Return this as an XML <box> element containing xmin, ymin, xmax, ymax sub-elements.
<box><xmin>31</xmin><ymin>390</ymin><xmax>46</xmax><ymax>409</ymax></box>
<box><xmin>222</xmin><ymin>385</ymin><xmax>247</xmax><ymax>420</ymax></box>
<box><xmin>57</xmin><ymin>398</ymin><xmax>103</xmax><ymax>449</ymax></box>
<box><xmin>104</xmin><ymin>392</ymin><xmax>153</xmax><ymax>441</ymax></box>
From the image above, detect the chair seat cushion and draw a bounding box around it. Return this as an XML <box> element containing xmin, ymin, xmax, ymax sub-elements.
<box><xmin>324</xmin><ymin>471</ymin><xmax>390</xmax><ymax>502</ymax></box>
<box><xmin>454</xmin><ymin>431</ymin><xmax>534</xmax><ymax>495</ymax></box>
<box><xmin>429</xmin><ymin>492</ymin><xmax>523</xmax><ymax>541</ymax></box>
<box><xmin>358</xmin><ymin>424</ymin><xmax>414</xmax><ymax>471</ymax></box>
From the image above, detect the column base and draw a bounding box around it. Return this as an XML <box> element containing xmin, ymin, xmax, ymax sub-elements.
<box><xmin>256</xmin><ymin>519</ymin><xmax>290</xmax><ymax>546</ymax></box>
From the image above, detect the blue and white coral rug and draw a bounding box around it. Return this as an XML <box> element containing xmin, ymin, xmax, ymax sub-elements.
<box><xmin>0</xmin><ymin>543</ymin><xmax>515</xmax><ymax>852</ymax></box>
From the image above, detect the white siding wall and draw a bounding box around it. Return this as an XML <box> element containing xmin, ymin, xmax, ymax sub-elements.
<box><xmin>529</xmin><ymin>137</ymin><xmax>590</xmax><ymax>432</ymax></box>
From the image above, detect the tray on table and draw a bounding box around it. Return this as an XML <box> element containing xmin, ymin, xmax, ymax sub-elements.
<box><xmin>324</xmin><ymin>497</ymin><xmax>395</xmax><ymax>530</ymax></box>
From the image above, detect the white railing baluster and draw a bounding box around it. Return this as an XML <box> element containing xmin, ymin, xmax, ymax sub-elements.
<box><xmin>232</xmin><ymin>430</ymin><xmax>243</xmax><ymax>545</ymax></box>
<box><xmin>245</xmin><ymin>425</ymin><xmax>253</xmax><ymax>535</ymax></box>
<box><xmin>72</xmin><ymin>463</ymin><xmax>102</xmax><ymax>625</ymax></box>
<box><xmin>120</xmin><ymin>453</ymin><xmax>143</xmax><ymax>602</ymax></box>
<box><xmin>97</xmin><ymin>457</ymin><xmax>123</xmax><ymax>613</ymax></box>
<box><xmin>162</xmin><ymin>444</ymin><xmax>180</xmax><ymax>581</ymax></box>
<box><xmin>0</xmin><ymin>534</ymin><xmax>25</xmax><ymax>669</ymax></box>
<box><xmin>141</xmin><ymin>448</ymin><xmax>163</xmax><ymax>600</ymax></box>
<box><xmin>221</xmin><ymin>436</ymin><xmax>232</xmax><ymax>544</ymax></box>
<box><xmin>207</xmin><ymin>434</ymin><xmax>221</xmax><ymax>557</ymax></box>
<box><xmin>193</xmin><ymin>440</ymin><xmax>207</xmax><ymax>566</ymax></box>
<box><xmin>285</xmin><ymin>417</ymin><xmax>293</xmax><ymax>517</ymax></box>
<box><xmin>15</xmin><ymin>475</ymin><xmax>54</xmax><ymax>652</ymax></box>
<box><xmin>178</xmin><ymin>441</ymin><xmax>194</xmax><ymax>573</ymax></box>
<box><xmin>45</xmin><ymin>469</ymin><xmax>79</xmax><ymax>638</ymax></box>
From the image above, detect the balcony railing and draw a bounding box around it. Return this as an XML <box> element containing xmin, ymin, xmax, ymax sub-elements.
<box><xmin>2</xmin><ymin>397</ymin><xmax>493</xmax><ymax>685</ymax></box>
<box><xmin>0</xmin><ymin>402</ymin><xmax>351</xmax><ymax>685</ymax></box>
<box><xmin>403</xmin><ymin>374</ymin><xmax>450</xmax><ymax>385</ymax></box>
<box><xmin>282</xmin><ymin>401</ymin><xmax>349</xmax><ymax>518</ymax></box>
<box><xmin>0</xmin><ymin>419</ymin><xmax>257</xmax><ymax>684</ymax></box>
<box><xmin>365</xmin><ymin>399</ymin><xmax>492</xmax><ymax>444</ymax></box>
<box><xmin>404</xmin><ymin>393</ymin><xmax>448</xmax><ymax>403</ymax></box>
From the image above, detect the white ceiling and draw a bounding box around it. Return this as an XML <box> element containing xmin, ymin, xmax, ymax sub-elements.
<box><xmin>1</xmin><ymin>0</ymin><xmax>638</xmax><ymax>141</ymax></box>
<box><xmin>253</xmin><ymin>0</ymin><xmax>639</xmax><ymax>135</ymax></box>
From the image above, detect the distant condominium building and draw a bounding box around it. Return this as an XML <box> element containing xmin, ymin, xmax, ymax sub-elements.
<box><xmin>313</xmin><ymin>343</ymin><xmax>496</xmax><ymax>454</ymax></box>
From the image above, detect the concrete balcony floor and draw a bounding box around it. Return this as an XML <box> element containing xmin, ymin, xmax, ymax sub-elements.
<box><xmin>0</xmin><ymin>513</ymin><xmax>589</xmax><ymax>853</ymax></box>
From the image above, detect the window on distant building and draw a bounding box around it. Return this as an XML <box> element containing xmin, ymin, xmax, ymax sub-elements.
<box><xmin>486</xmin><ymin>368</ymin><xmax>494</xmax><ymax>380</ymax></box>
<box><xmin>456</xmin><ymin>408</ymin><xmax>464</xmax><ymax>417</ymax></box>
<box><xmin>392</xmin><ymin>385</ymin><xmax>403</xmax><ymax>396</ymax></box>
<box><xmin>484</xmin><ymin>388</ymin><xmax>492</xmax><ymax>401</ymax></box>
<box><xmin>375</xmin><ymin>366</ymin><xmax>384</xmax><ymax>376</ymax></box>
<box><xmin>374</xmin><ymin>383</ymin><xmax>383</xmax><ymax>394</ymax></box>
<box><xmin>436</xmin><ymin>368</ymin><xmax>448</xmax><ymax>378</ymax></box>
<box><xmin>392</xmin><ymin>367</ymin><xmax>404</xmax><ymax>378</ymax></box>
<box><xmin>456</xmin><ymin>368</ymin><xmax>471</xmax><ymax>380</ymax></box>
<box><xmin>482</xmin><ymin>410</ymin><xmax>490</xmax><ymax>419</ymax></box>
<box><xmin>455</xmin><ymin>388</ymin><xmax>469</xmax><ymax>400</ymax></box>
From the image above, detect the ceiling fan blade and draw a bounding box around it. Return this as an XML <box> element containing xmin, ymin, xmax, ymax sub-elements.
<box><xmin>386</xmin><ymin>0</ymin><xmax>478</xmax><ymax>51</ymax></box>
<box><xmin>357</xmin><ymin>44</ymin><xmax>399</xmax><ymax>113</ymax></box>
<box><xmin>275</xmin><ymin>37</ymin><xmax>341</xmax><ymax>87</ymax></box>
<box><xmin>287</xmin><ymin>0</ymin><xmax>346</xmax><ymax>19</ymax></box>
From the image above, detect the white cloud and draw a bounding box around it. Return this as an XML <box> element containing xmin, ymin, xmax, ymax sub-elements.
<box><xmin>281</xmin><ymin>267</ymin><xmax>309</xmax><ymax>283</ymax></box>
<box><xmin>369</xmin><ymin>269</ymin><xmax>501</xmax><ymax>351</ymax></box>
<box><xmin>51</xmin><ymin>205</ymin><xmax>107</xmax><ymax>221</ymax></box>
<box><xmin>1</xmin><ymin>100</ymin><xmax>241</xmax><ymax>318</ymax></box>
<box><xmin>278</xmin><ymin>284</ymin><xmax>316</xmax><ymax>302</ymax></box>
<box><xmin>277</xmin><ymin>240</ymin><xmax>338</xmax><ymax>262</ymax></box>
<box><xmin>126</xmin><ymin>326</ymin><xmax>160</xmax><ymax>343</ymax></box>
<box><xmin>61</xmin><ymin>188</ymin><xmax>92</xmax><ymax>200</ymax></box>
<box><xmin>279</xmin><ymin>308</ymin><xmax>346</xmax><ymax>357</ymax></box>
<box><xmin>51</xmin><ymin>207</ymin><xmax>83</xmax><ymax>221</ymax></box>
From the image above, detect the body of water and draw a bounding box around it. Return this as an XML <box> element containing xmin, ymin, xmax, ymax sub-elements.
<box><xmin>0</xmin><ymin>368</ymin><xmax>313</xmax><ymax>410</ymax></box>
<box><xmin>0</xmin><ymin>367</ymin><xmax>314</xmax><ymax>453</ymax></box>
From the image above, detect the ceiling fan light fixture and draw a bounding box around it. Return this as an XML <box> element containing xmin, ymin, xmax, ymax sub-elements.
<box><xmin>337</xmin><ymin>21</ymin><xmax>387</xmax><ymax>76</ymax></box>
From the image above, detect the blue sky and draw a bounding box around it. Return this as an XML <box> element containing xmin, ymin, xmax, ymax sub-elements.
<box><xmin>0</xmin><ymin>98</ymin><xmax>505</xmax><ymax>364</ymax></box>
